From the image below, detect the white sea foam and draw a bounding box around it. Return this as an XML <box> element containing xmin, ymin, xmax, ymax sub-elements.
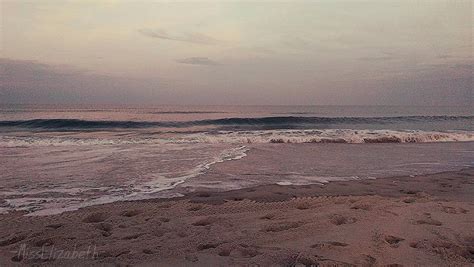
<box><xmin>1</xmin><ymin>145</ymin><xmax>249</xmax><ymax>216</ymax></box>
<box><xmin>131</xmin><ymin>145</ymin><xmax>248</xmax><ymax>195</ymax></box>
<box><xmin>0</xmin><ymin>136</ymin><xmax>166</xmax><ymax>147</ymax></box>
<box><xmin>276</xmin><ymin>175</ymin><xmax>361</xmax><ymax>186</ymax></box>
<box><xmin>182</xmin><ymin>129</ymin><xmax>474</xmax><ymax>144</ymax></box>
<box><xmin>1</xmin><ymin>130</ymin><xmax>473</xmax><ymax>147</ymax></box>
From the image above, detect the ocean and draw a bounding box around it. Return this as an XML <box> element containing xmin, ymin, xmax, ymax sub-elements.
<box><xmin>0</xmin><ymin>104</ymin><xmax>473</xmax><ymax>215</ymax></box>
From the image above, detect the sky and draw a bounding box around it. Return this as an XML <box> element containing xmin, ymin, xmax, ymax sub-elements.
<box><xmin>0</xmin><ymin>0</ymin><xmax>472</xmax><ymax>105</ymax></box>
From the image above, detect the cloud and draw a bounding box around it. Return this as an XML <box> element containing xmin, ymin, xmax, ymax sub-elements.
<box><xmin>176</xmin><ymin>57</ymin><xmax>219</xmax><ymax>66</ymax></box>
<box><xmin>438</xmin><ymin>54</ymin><xmax>452</xmax><ymax>59</ymax></box>
<box><xmin>0</xmin><ymin>58</ymin><xmax>166</xmax><ymax>104</ymax></box>
<box><xmin>282</xmin><ymin>36</ymin><xmax>313</xmax><ymax>50</ymax></box>
<box><xmin>138</xmin><ymin>28</ymin><xmax>220</xmax><ymax>45</ymax></box>
<box><xmin>358</xmin><ymin>56</ymin><xmax>393</xmax><ymax>61</ymax></box>
<box><xmin>452</xmin><ymin>63</ymin><xmax>472</xmax><ymax>70</ymax></box>
<box><xmin>375</xmin><ymin>62</ymin><xmax>473</xmax><ymax>106</ymax></box>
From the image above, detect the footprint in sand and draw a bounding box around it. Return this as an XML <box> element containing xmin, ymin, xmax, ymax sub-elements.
<box><xmin>281</xmin><ymin>253</ymin><xmax>319</xmax><ymax>267</ymax></box>
<box><xmin>96</xmin><ymin>222</ymin><xmax>113</xmax><ymax>237</ymax></box>
<box><xmin>232</xmin><ymin>246</ymin><xmax>261</xmax><ymax>258</ymax></box>
<box><xmin>120</xmin><ymin>210</ymin><xmax>142</xmax><ymax>217</ymax></box>
<box><xmin>311</xmin><ymin>241</ymin><xmax>349</xmax><ymax>248</ymax></box>
<box><xmin>176</xmin><ymin>231</ymin><xmax>187</xmax><ymax>238</ymax></box>
<box><xmin>403</xmin><ymin>198</ymin><xmax>416</xmax><ymax>203</ymax></box>
<box><xmin>218</xmin><ymin>246</ymin><xmax>233</xmax><ymax>256</ymax></box>
<box><xmin>217</xmin><ymin>244</ymin><xmax>262</xmax><ymax>258</ymax></box>
<box><xmin>296</xmin><ymin>202</ymin><xmax>311</xmax><ymax>210</ymax></box>
<box><xmin>196</xmin><ymin>192</ymin><xmax>211</xmax><ymax>198</ymax></box>
<box><xmin>0</xmin><ymin>233</ymin><xmax>28</xmax><ymax>247</ymax></box>
<box><xmin>159</xmin><ymin>217</ymin><xmax>170</xmax><ymax>222</ymax></box>
<box><xmin>400</xmin><ymin>189</ymin><xmax>419</xmax><ymax>195</ymax></box>
<box><xmin>11</xmin><ymin>254</ymin><xmax>23</xmax><ymax>262</ymax></box>
<box><xmin>121</xmin><ymin>233</ymin><xmax>145</xmax><ymax>240</ymax></box>
<box><xmin>297</xmin><ymin>256</ymin><xmax>319</xmax><ymax>266</ymax></box>
<box><xmin>188</xmin><ymin>205</ymin><xmax>203</xmax><ymax>211</ymax></box>
<box><xmin>409</xmin><ymin>242</ymin><xmax>416</xmax><ymax>248</ymax></box>
<box><xmin>441</xmin><ymin>206</ymin><xmax>469</xmax><ymax>214</ymax></box>
<box><xmin>414</xmin><ymin>218</ymin><xmax>442</xmax><ymax>226</ymax></box>
<box><xmin>384</xmin><ymin>235</ymin><xmax>405</xmax><ymax>247</ymax></box>
<box><xmin>350</xmin><ymin>203</ymin><xmax>372</xmax><ymax>210</ymax></box>
<box><xmin>114</xmin><ymin>250</ymin><xmax>131</xmax><ymax>258</ymax></box>
<box><xmin>330</xmin><ymin>214</ymin><xmax>357</xmax><ymax>225</ymax></box>
<box><xmin>197</xmin><ymin>243</ymin><xmax>219</xmax><ymax>251</ymax></box>
<box><xmin>358</xmin><ymin>254</ymin><xmax>377</xmax><ymax>265</ymax></box>
<box><xmin>33</xmin><ymin>237</ymin><xmax>54</xmax><ymax>247</ymax></box>
<box><xmin>262</xmin><ymin>221</ymin><xmax>302</xmax><ymax>232</ymax></box>
<box><xmin>82</xmin><ymin>212</ymin><xmax>109</xmax><ymax>223</ymax></box>
<box><xmin>411</xmin><ymin>239</ymin><xmax>474</xmax><ymax>261</ymax></box>
<box><xmin>185</xmin><ymin>254</ymin><xmax>198</xmax><ymax>262</ymax></box>
<box><xmin>192</xmin><ymin>216</ymin><xmax>217</xmax><ymax>226</ymax></box>
<box><xmin>45</xmin><ymin>223</ymin><xmax>63</xmax><ymax>229</ymax></box>
<box><xmin>142</xmin><ymin>249</ymin><xmax>153</xmax><ymax>254</ymax></box>
<box><xmin>98</xmin><ymin>249</ymin><xmax>131</xmax><ymax>259</ymax></box>
<box><xmin>152</xmin><ymin>229</ymin><xmax>165</xmax><ymax>237</ymax></box>
<box><xmin>260</xmin><ymin>213</ymin><xmax>275</xmax><ymax>220</ymax></box>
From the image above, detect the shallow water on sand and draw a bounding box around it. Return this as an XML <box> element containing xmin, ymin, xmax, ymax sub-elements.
<box><xmin>185</xmin><ymin>142</ymin><xmax>474</xmax><ymax>191</ymax></box>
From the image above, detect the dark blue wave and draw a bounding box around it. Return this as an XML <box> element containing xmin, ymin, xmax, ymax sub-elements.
<box><xmin>149</xmin><ymin>111</ymin><xmax>226</xmax><ymax>114</ymax></box>
<box><xmin>0</xmin><ymin>119</ymin><xmax>159</xmax><ymax>129</ymax></box>
<box><xmin>204</xmin><ymin>115</ymin><xmax>474</xmax><ymax>125</ymax></box>
<box><xmin>0</xmin><ymin>116</ymin><xmax>472</xmax><ymax>130</ymax></box>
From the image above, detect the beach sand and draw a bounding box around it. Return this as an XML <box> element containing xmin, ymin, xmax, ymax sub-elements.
<box><xmin>0</xmin><ymin>168</ymin><xmax>473</xmax><ymax>266</ymax></box>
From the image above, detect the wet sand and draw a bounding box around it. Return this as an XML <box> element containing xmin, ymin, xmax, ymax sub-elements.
<box><xmin>0</xmin><ymin>168</ymin><xmax>473</xmax><ymax>266</ymax></box>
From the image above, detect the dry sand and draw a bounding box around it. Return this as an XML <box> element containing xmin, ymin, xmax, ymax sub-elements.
<box><xmin>0</xmin><ymin>168</ymin><xmax>473</xmax><ymax>266</ymax></box>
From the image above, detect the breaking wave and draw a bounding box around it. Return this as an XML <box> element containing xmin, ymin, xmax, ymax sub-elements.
<box><xmin>183</xmin><ymin>129</ymin><xmax>474</xmax><ymax>144</ymax></box>
<box><xmin>1</xmin><ymin>129</ymin><xmax>473</xmax><ymax>147</ymax></box>
<box><xmin>0</xmin><ymin>115</ymin><xmax>472</xmax><ymax>130</ymax></box>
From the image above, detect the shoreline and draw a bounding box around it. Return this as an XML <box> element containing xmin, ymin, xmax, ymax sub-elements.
<box><xmin>1</xmin><ymin>168</ymin><xmax>473</xmax><ymax>265</ymax></box>
<box><xmin>2</xmin><ymin>141</ymin><xmax>473</xmax><ymax>217</ymax></box>
<box><xmin>181</xmin><ymin>167</ymin><xmax>474</xmax><ymax>204</ymax></box>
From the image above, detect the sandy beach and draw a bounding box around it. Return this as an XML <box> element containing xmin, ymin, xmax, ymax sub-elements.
<box><xmin>1</xmin><ymin>168</ymin><xmax>473</xmax><ymax>266</ymax></box>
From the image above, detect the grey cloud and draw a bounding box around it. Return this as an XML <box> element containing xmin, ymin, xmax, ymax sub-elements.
<box><xmin>283</xmin><ymin>36</ymin><xmax>313</xmax><ymax>50</ymax></box>
<box><xmin>176</xmin><ymin>57</ymin><xmax>219</xmax><ymax>66</ymax></box>
<box><xmin>375</xmin><ymin>63</ymin><xmax>473</xmax><ymax>106</ymax></box>
<box><xmin>247</xmin><ymin>46</ymin><xmax>275</xmax><ymax>55</ymax></box>
<box><xmin>138</xmin><ymin>28</ymin><xmax>220</xmax><ymax>45</ymax></box>
<box><xmin>0</xmin><ymin>58</ymin><xmax>167</xmax><ymax>104</ymax></box>
<box><xmin>438</xmin><ymin>54</ymin><xmax>452</xmax><ymax>59</ymax></box>
<box><xmin>452</xmin><ymin>63</ymin><xmax>472</xmax><ymax>70</ymax></box>
<box><xmin>358</xmin><ymin>56</ymin><xmax>393</xmax><ymax>61</ymax></box>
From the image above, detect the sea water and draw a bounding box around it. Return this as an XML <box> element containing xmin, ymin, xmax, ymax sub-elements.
<box><xmin>0</xmin><ymin>104</ymin><xmax>472</xmax><ymax>215</ymax></box>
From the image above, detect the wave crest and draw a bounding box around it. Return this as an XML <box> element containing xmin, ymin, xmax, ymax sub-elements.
<box><xmin>183</xmin><ymin>130</ymin><xmax>474</xmax><ymax>144</ymax></box>
<box><xmin>0</xmin><ymin>116</ymin><xmax>472</xmax><ymax>130</ymax></box>
<box><xmin>2</xmin><ymin>130</ymin><xmax>472</xmax><ymax>147</ymax></box>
